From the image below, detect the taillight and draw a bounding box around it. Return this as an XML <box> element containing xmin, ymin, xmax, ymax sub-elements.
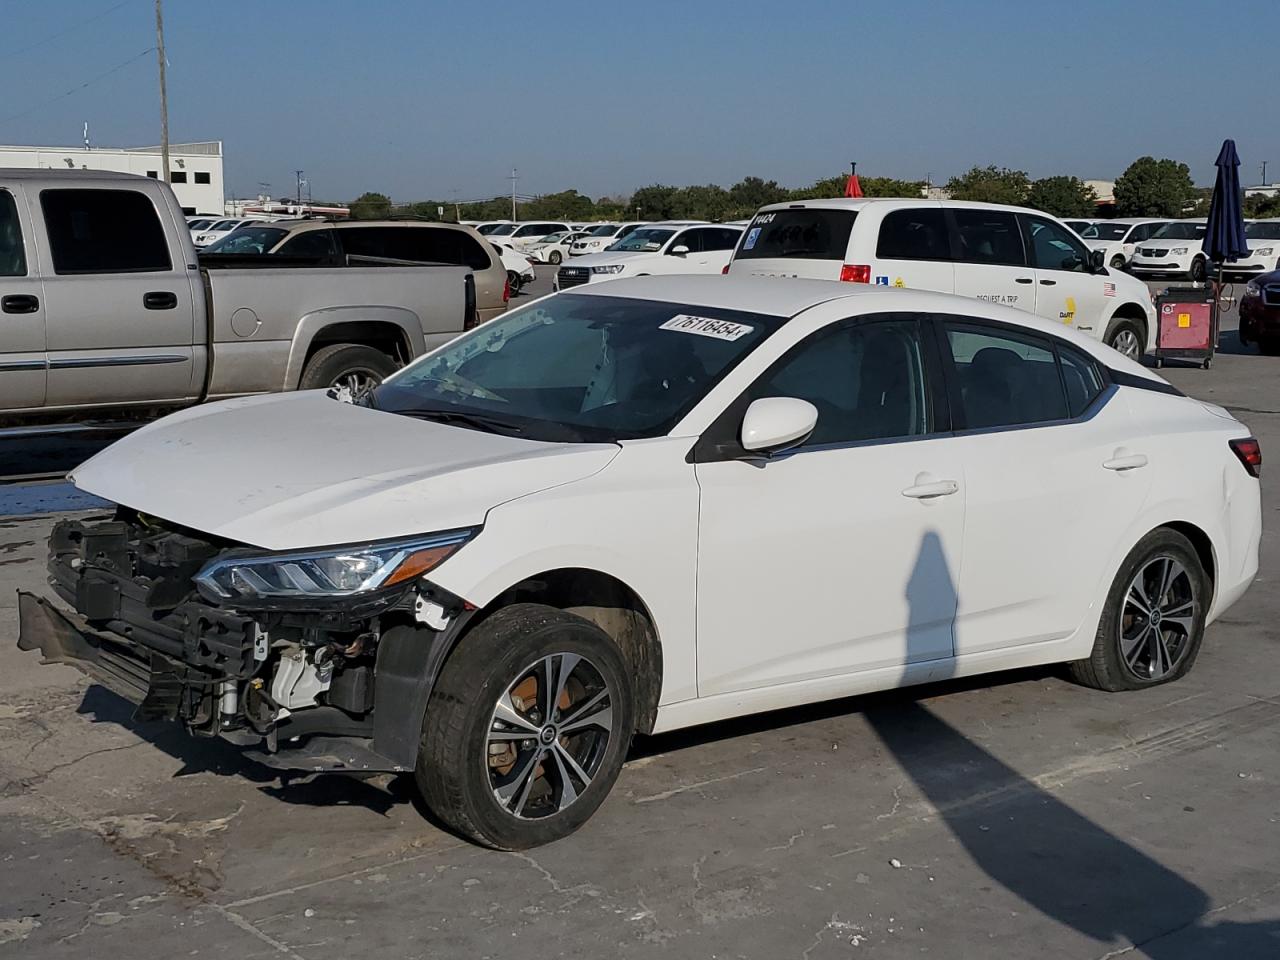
<box><xmin>1229</xmin><ymin>437</ymin><xmax>1262</xmax><ymax>477</ymax></box>
<box><xmin>502</xmin><ymin>277</ymin><xmax>510</xmax><ymax>302</ymax></box>
<box><xmin>839</xmin><ymin>264</ymin><xmax>871</xmax><ymax>283</ymax></box>
<box><xmin>721</xmin><ymin>263</ymin><xmax>730</xmax><ymax>274</ymax></box>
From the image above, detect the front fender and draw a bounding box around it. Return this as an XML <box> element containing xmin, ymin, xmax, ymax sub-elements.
<box><xmin>283</xmin><ymin>306</ymin><xmax>427</xmax><ymax>389</ymax></box>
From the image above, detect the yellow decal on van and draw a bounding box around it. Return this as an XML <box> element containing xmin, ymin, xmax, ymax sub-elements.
<box><xmin>1059</xmin><ymin>297</ymin><xmax>1077</xmax><ymax>325</ymax></box>
<box><xmin>892</xmin><ymin>277</ymin><xmax>905</xmax><ymax>288</ymax></box>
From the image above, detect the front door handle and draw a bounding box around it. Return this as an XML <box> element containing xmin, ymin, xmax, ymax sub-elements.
<box><xmin>1015</xmin><ymin>277</ymin><xmax>1034</xmax><ymax>284</ymax></box>
<box><xmin>2</xmin><ymin>294</ymin><xmax>39</xmax><ymax>314</ymax></box>
<box><xmin>1040</xmin><ymin>278</ymin><xmax>1057</xmax><ymax>286</ymax></box>
<box><xmin>143</xmin><ymin>291</ymin><xmax>178</xmax><ymax>310</ymax></box>
<box><xmin>1103</xmin><ymin>453</ymin><xmax>1148</xmax><ymax>472</ymax></box>
<box><xmin>902</xmin><ymin>477</ymin><xmax>960</xmax><ymax>499</ymax></box>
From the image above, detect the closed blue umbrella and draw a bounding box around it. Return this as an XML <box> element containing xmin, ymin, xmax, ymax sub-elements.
<box><xmin>1202</xmin><ymin>139</ymin><xmax>1249</xmax><ymax>267</ymax></box>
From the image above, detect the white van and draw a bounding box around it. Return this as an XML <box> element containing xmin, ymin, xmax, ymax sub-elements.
<box><xmin>726</xmin><ymin>199</ymin><xmax>1157</xmax><ymax>358</ymax></box>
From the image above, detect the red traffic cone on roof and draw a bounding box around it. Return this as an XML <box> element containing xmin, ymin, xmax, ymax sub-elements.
<box><xmin>844</xmin><ymin>161</ymin><xmax>863</xmax><ymax>198</ymax></box>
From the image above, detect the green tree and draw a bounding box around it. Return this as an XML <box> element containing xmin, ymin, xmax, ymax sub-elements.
<box><xmin>523</xmin><ymin>189</ymin><xmax>597</xmax><ymax>221</ymax></box>
<box><xmin>1245</xmin><ymin>193</ymin><xmax>1280</xmax><ymax>219</ymax></box>
<box><xmin>946</xmin><ymin>166</ymin><xmax>1030</xmax><ymax>205</ymax></box>
<box><xmin>630</xmin><ymin>184</ymin><xmax>681</xmax><ymax>220</ymax></box>
<box><xmin>1113</xmin><ymin>157</ymin><xmax>1197</xmax><ymax>218</ymax></box>
<box><xmin>673</xmin><ymin>184</ymin><xmax>732</xmax><ymax>221</ymax></box>
<box><xmin>350</xmin><ymin>191</ymin><xmax>392</xmax><ymax>219</ymax></box>
<box><xmin>727</xmin><ymin>176</ymin><xmax>789</xmax><ymax>217</ymax></box>
<box><xmin>1026</xmin><ymin>176</ymin><xmax>1098</xmax><ymax>218</ymax></box>
<box><xmin>790</xmin><ymin>174</ymin><xmax>925</xmax><ymax>201</ymax></box>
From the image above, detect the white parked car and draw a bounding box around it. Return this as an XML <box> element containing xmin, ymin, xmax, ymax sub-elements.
<box><xmin>19</xmin><ymin>275</ymin><xmax>1261</xmax><ymax>849</ymax></box>
<box><xmin>527</xmin><ymin>231</ymin><xmax>586</xmax><ymax>266</ymax></box>
<box><xmin>569</xmin><ymin>222</ymin><xmax>648</xmax><ymax>257</ymax></box>
<box><xmin>471</xmin><ymin>221</ymin><xmax>512</xmax><ymax>236</ymax></box>
<box><xmin>727</xmin><ymin>199</ymin><xmax>1157</xmax><ymax>359</ymax></box>
<box><xmin>1079</xmin><ymin>219</ymin><xmax>1172</xmax><ymax>269</ymax></box>
<box><xmin>487</xmin><ymin>222</ymin><xmax>571</xmax><ymax>252</ymax></box>
<box><xmin>1225</xmin><ymin>220</ymin><xmax>1280</xmax><ymax>278</ymax></box>
<box><xmin>194</xmin><ymin>218</ymin><xmax>252</xmax><ymax>248</ymax></box>
<box><xmin>491</xmin><ymin>241</ymin><xmax>536</xmax><ymax>294</ymax></box>
<box><xmin>1127</xmin><ymin>220</ymin><xmax>1210</xmax><ymax>281</ymax></box>
<box><xmin>555</xmin><ymin>223</ymin><xmax>743</xmax><ymax>290</ymax></box>
<box><xmin>187</xmin><ymin>216</ymin><xmax>219</xmax><ymax>239</ymax></box>
<box><xmin>1063</xmin><ymin>219</ymin><xmax>1095</xmax><ymax>235</ymax></box>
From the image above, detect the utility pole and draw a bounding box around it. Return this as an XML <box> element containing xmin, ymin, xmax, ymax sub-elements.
<box><xmin>1262</xmin><ymin>160</ymin><xmax>1270</xmax><ymax>186</ymax></box>
<box><xmin>295</xmin><ymin>170</ymin><xmax>304</xmax><ymax>206</ymax></box>
<box><xmin>154</xmin><ymin>0</ymin><xmax>170</xmax><ymax>183</ymax></box>
<box><xmin>508</xmin><ymin>168</ymin><xmax>518</xmax><ymax>220</ymax></box>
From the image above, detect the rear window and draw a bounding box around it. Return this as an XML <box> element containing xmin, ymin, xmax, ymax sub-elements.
<box><xmin>734</xmin><ymin>208</ymin><xmax>857</xmax><ymax>261</ymax></box>
<box><xmin>339</xmin><ymin>226</ymin><xmax>492</xmax><ymax>270</ymax></box>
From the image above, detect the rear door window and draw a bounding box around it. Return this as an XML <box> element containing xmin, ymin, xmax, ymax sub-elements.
<box><xmin>951</xmin><ymin>209</ymin><xmax>1026</xmax><ymax>267</ymax></box>
<box><xmin>40</xmin><ymin>188</ymin><xmax>171</xmax><ymax>274</ymax></box>
<box><xmin>0</xmin><ymin>189</ymin><xmax>27</xmax><ymax>276</ymax></box>
<box><xmin>942</xmin><ymin>321</ymin><xmax>1068</xmax><ymax>428</ymax></box>
<box><xmin>876</xmin><ymin>208</ymin><xmax>952</xmax><ymax>261</ymax></box>
<box><xmin>735</xmin><ymin>209</ymin><xmax>857</xmax><ymax>260</ymax></box>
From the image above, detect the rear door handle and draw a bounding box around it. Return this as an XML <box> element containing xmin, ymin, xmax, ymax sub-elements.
<box><xmin>1015</xmin><ymin>277</ymin><xmax>1034</xmax><ymax>284</ymax></box>
<box><xmin>2</xmin><ymin>294</ymin><xmax>39</xmax><ymax>314</ymax></box>
<box><xmin>902</xmin><ymin>478</ymin><xmax>960</xmax><ymax>499</ymax></box>
<box><xmin>1040</xmin><ymin>278</ymin><xmax>1057</xmax><ymax>286</ymax></box>
<box><xmin>143</xmin><ymin>291</ymin><xmax>178</xmax><ymax>310</ymax></box>
<box><xmin>1103</xmin><ymin>453</ymin><xmax>1148</xmax><ymax>471</ymax></box>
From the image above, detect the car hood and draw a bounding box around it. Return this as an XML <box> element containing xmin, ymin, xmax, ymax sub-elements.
<box><xmin>70</xmin><ymin>391</ymin><xmax>620</xmax><ymax>551</ymax></box>
<box><xmin>565</xmin><ymin>251</ymin><xmax>655</xmax><ymax>267</ymax></box>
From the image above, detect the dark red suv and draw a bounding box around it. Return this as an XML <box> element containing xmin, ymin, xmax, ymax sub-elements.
<box><xmin>1240</xmin><ymin>270</ymin><xmax>1280</xmax><ymax>355</ymax></box>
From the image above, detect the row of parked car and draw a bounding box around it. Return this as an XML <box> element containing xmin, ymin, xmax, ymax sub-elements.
<box><xmin>1063</xmin><ymin>216</ymin><xmax>1280</xmax><ymax>281</ymax></box>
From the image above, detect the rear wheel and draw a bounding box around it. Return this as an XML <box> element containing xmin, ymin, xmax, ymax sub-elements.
<box><xmin>1109</xmin><ymin>255</ymin><xmax>1126</xmax><ymax>269</ymax></box>
<box><xmin>507</xmin><ymin>270</ymin><xmax>523</xmax><ymax>296</ymax></box>
<box><xmin>1260</xmin><ymin>336</ymin><xmax>1280</xmax><ymax>357</ymax></box>
<box><xmin>298</xmin><ymin>343</ymin><xmax>398</xmax><ymax>395</ymax></box>
<box><xmin>1069</xmin><ymin>529</ymin><xmax>1208</xmax><ymax>692</ymax></box>
<box><xmin>1105</xmin><ymin>318</ymin><xmax>1145</xmax><ymax>360</ymax></box>
<box><xmin>416</xmin><ymin>604</ymin><xmax>634</xmax><ymax>849</ymax></box>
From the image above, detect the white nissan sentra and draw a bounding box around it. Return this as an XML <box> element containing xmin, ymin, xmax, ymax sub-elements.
<box><xmin>18</xmin><ymin>276</ymin><xmax>1261</xmax><ymax>849</ymax></box>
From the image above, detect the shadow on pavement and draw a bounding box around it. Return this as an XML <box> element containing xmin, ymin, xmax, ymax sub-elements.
<box><xmin>861</xmin><ymin>530</ymin><xmax>1280</xmax><ymax>957</ymax></box>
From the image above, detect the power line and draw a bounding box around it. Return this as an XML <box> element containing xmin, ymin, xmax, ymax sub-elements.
<box><xmin>4</xmin><ymin>0</ymin><xmax>135</xmax><ymax>59</ymax></box>
<box><xmin>0</xmin><ymin>46</ymin><xmax>155</xmax><ymax>127</ymax></box>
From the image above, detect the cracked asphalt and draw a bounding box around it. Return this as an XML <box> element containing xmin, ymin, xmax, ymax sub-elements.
<box><xmin>2</xmin><ymin>306</ymin><xmax>1279</xmax><ymax>957</ymax></box>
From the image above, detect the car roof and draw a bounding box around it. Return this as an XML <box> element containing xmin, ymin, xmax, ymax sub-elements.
<box><xmin>758</xmin><ymin>197</ymin><xmax>1076</xmax><ymax>219</ymax></box>
<box><xmin>1103</xmin><ymin>217</ymin><xmax>1171</xmax><ymax>225</ymax></box>
<box><xmin>0</xmin><ymin>167</ymin><xmax>144</xmax><ymax>182</ymax></box>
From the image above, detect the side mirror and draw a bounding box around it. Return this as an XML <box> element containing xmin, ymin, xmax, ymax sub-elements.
<box><xmin>1089</xmin><ymin>249</ymin><xmax>1106</xmax><ymax>271</ymax></box>
<box><xmin>669</xmin><ymin>245</ymin><xmax>690</xmax><ymax>257</ymax></box>
<box><xmin>741</xmin><ymin>397</ymin><xmax>818</xmax><ymax>456</ymax></box>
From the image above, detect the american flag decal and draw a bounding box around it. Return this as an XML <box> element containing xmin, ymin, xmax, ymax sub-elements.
<box><xmin>1103</xmin><ymin>282</ymin><xmax>1116</xmax><ymax>297</ymax></box>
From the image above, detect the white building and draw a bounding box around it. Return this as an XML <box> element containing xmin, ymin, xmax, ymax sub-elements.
<box><xmin>0</xmin><ymin>140</ymin><xmax>224</xmax><ymax>215</ymax></box>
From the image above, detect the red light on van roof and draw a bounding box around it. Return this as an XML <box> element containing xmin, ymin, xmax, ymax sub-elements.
<box><xmin>839</xmin><ymin>264</ymin><xmax>871</xmax><ymax>283</ymax></box>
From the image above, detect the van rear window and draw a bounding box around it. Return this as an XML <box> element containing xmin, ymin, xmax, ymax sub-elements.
<box><xmin>734</xmin><ymin>209</ymin><xmax>856</xmax><ymax>261</ymax></box>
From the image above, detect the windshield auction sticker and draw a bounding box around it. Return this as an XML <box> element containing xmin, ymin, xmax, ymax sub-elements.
<box><xmin>660</xmin><ymin>315</ymin><xmax>754</xmax><ymax>341</ymax></box>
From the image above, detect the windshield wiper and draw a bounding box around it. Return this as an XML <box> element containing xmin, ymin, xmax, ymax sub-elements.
<box><xmin>391</xmin><ymin>407</ymin><xmax>525</xmax><ymax>435</ymax></box>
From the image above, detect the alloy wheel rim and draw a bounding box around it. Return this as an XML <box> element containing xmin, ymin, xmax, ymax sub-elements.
<box><xmin>330</xmin><ymin>368</ymin><xmax>381</xmax><ymax>400</ymax></box>
<box><xmin>1113</xmin><ymin>330</ymin><xmax>1141</xmax><ymax>359</ymax></box>
<box><xmin>485</xmin><ymin>653</ymin><xmax>613</xmax><ymax>820</ymax></box>
<box><xmin>1119</xmin><ymin>555</ymin><xmax>1196</xmax><ymax>681</ymax></box>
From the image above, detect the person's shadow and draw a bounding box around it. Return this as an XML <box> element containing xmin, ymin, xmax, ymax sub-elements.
<box><xmin>862</xmin><ymin>531</ymin><xmax>1280</xmax><ymax>957</ymax></box>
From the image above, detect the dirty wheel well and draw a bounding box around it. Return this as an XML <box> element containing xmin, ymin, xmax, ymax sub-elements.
<box><xmin>306</xmin><ymin>322</ymin><xmax>411</xmax><ymax>366</ymax></box>
<box><xmin>460</xmin><ymin>569</ymin><xmax>663</xmax><ymax>734</ymax></box>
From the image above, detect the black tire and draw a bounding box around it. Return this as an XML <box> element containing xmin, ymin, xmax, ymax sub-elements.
<box><xmin>507</xmin><ymin>271</ymin><xmax>523</xmax><ymax>296</ymax></box>
<box><xmin>1069</xmin><ymin>528</ymin><xmax>1209</xmax><ymax>692</ymax></box>
<box><xmin>1104</xmin><ymin>317</ymin><xmax>1146</xmax><ymax>360</ymax></box>
<box><xmin>1109</xmin><ymin>255</ymin><xmax>1126</xmax><ymax>269</ymax></box>
<box><xmin>298</xmin><ymin>343</ymin><xmax>398</xmax><ymax>392</ymax></box>
<box><xmin>416</xmin><ymin>603</ymin><xmax>634</xmax><ymax>849</ymax></box>
<box><xmin>1190</xmin><ymin>258</ymin><xmax>1207</xmax><ymax>282</ymax></box>
<box><xmin>1260</xmin><ymin>337</ymin><xmax>1280</xmax><ymax>357</ymax></box>
<box><xmin>549</xmin><ymin>250</ymin><xmax>562</xmax><ymax>265</ymax></box>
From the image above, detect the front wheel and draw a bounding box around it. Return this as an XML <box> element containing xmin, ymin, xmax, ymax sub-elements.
<box><xmin>1069</xmin><ymin>529</ymin><xmax>1209</xmax><ymax>692</ymax></box>
<box><xmin>548</xmin><ymin>250</ymin><xmax>563</xmax><ymax>265</ymax></box>
<box><xmin>1110</xmin><ymin>255</ymin><xmax>1126</xmax><ymax>269</ymax></box>
<box><xmin>1105</xmin><ymin>319</ymin><xmax>1145</xmax><ymax>360</ymax></box>
<box><xmin>1260</xmin><ymin>336</ymin><xmax>1280</xmax><ymax>357</ymax></box>
<box><xmin>416</xmin><ymin>604</ymin><xmax>634</xmax><ymax>849</ymax></box>
<box><xmin>1190</xmin><ymin>258</ymin><xmax>1207</xmax><ymax>282</ymax></box>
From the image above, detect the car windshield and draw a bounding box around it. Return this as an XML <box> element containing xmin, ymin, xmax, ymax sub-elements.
<box><xmin>476</xmin><ymin>223</ymin><xmax>506</xmax><ymax>235</ymax></box>
<box><xmin>1246</xmin><ymin>222</ymin><xmax>1280</xmax><ymax>240</ymax></box>
<box><xmin>203</xmin><ymin>226</ymin><xmax>289</xmax><ymax>254</ymax></box>
<box><xmin>609</xmin><ymin>228</ymin><xmax>675</xmax><ymax>252</ymax></box>
<box><xmin>587</xmin><ymin>224</ymin><xmax>620</xmax><ymax>237</ymax></box>
<box><xmin>539</xmin><ymin>232</ymin><xmax>568</xmax><ymax>244</ymax></box>
<box><xmin>487</xmin><ymin>224</ymin><xmax>518</xmax><ymax>236</ymax></box>
<box><xmin>1081</xmin><ymin>223</ymin><xmax>1131</xmax><ymax>241</ymax></box>
<box><xmin>370</xmin><ymin>294</ymin><xmax>782</xmax><ymax>442</ymax></box>
<box><xmin>1152</xmin><ymin>222</ymin><xmax>1206</xmax><ymax>240</ymax></box>
<box><xmin>189</xmin><ymin>218</ymin><xmax>214</xmax><ymax>229</ymax></box>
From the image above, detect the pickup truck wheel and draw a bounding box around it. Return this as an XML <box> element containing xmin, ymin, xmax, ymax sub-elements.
<box><xmin>299</xmin><ymin>344</ymin><xmax>398</xmax><ymax>394</ymax></box>
<box><xmin>416</xmin><ymin>603</ymin><xmax>634</xmax><ymax>849</ymax></box>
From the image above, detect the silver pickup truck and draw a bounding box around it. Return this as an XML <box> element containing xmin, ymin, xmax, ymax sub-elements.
<box><xmin>0</xmin><ymin>169</ymin><xmax>477</xmax><ymax>424</ymax></box>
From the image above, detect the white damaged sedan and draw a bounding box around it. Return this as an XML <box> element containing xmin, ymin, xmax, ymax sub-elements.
<box><xmin>18</xmin><ymin>276</ymin><xmax>1261</xmax><ymax>849</ymax></box>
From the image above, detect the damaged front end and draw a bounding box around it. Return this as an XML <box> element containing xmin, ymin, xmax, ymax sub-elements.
<box><xmin>18</xmin><ymin>512</ymin><xmax>477</xmax><ymax>774</ymax></box>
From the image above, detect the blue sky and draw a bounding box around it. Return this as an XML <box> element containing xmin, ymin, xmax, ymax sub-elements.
<box><xmin>3</xmin><ymin>0</ymin><xmax>1278</xmax><ymax>202</ymax></box>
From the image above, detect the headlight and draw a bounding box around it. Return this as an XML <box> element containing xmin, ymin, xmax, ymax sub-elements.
<box><xmin>1255</xmin><ymin>247</ymin><xmax>1274</xmax><ymax>256</ymax></box>
<box><xmin>195</xmin><ymin>529</ymin><xmax>475</xmax><ymax>602</ymax></box>
<box><xmin>591</xmin><ymin>264</ymin><xmax>626</xmax><ymax>274</ymax></box>
<box><xmin>1244</xmin><ymin>280</ymin><xmax>1261</xmax><ymax>299</ymax></box>
<box><xmin>1171</xmin><ymin>247</ymin><xmax>1189</xmax><ymax>255</ymax></box>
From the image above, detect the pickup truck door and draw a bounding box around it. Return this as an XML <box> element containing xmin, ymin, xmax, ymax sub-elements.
<box><xmin>0</xmin><ymin>183</ymin><xmax>47</xmax><ymax>412</ymax></box>
<box><xmin>32</xmin><ymin>182</ymin><xmax>200</xmax><ymax>411</ymax></box>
